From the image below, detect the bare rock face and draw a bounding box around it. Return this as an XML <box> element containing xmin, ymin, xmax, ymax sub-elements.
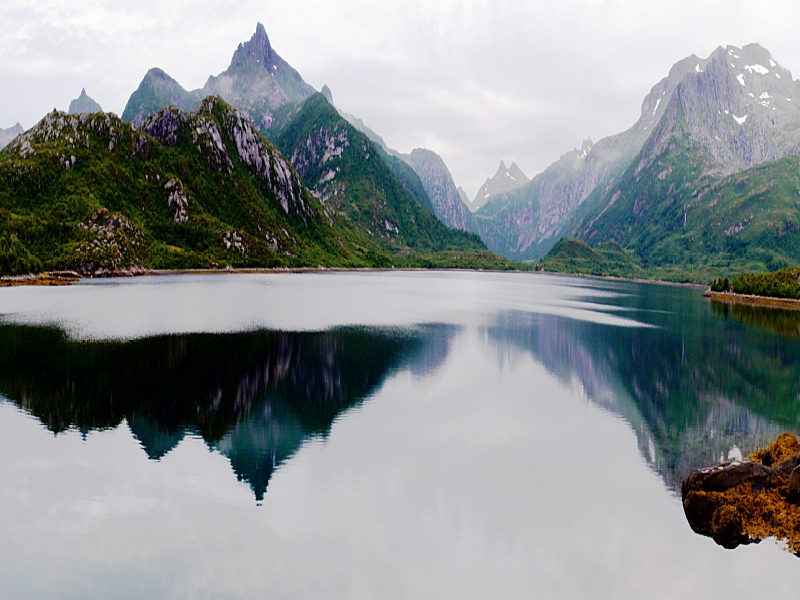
<box><xmin>681</xmin><ymin>433</ymin><xmax>800</xmax><ymax>552</ymax></box>
<box><xmin>399</xmin><ymin>148</ymin><xmax>475</xmax><ymax>231</ymax></box>
<box><xmin>140</xmin><ymin>98</ymin><xmax>313</xmax><ymax>220</ymax></box>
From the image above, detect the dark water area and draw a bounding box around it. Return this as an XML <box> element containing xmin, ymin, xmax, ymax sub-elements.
<box><xmin>1</xmin><ymin>272</ymin><xmax>800</xmax><ymax>598</ymax></box>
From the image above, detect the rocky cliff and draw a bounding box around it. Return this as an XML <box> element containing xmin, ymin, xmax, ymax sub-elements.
<box><xmin>398</xmin><ymin>148</ymin><xmax>475</xmax><ymax>231</ymax></box>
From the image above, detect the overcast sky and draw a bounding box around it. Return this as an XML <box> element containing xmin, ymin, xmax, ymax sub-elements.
<box><xmin>2</xmin><ymin>0</ymin><xmax>800</xmax><ymax>197</ymax></box>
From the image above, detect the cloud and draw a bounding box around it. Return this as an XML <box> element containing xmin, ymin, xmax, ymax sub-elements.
<box><xmin>2</xmin><ymin>0</ymin><xmax>800</xmax><ymax>195</ymax></box>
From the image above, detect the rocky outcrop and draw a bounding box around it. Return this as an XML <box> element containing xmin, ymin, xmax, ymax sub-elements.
<box><xmin>68</xmin><ymin>88</ymin><xmax>103</xmax><ymax>115</ymax></box>
<box><xmin>682</xmin><ymin>433</ymin><xmax>800</xmax><ymax>552</ymax></box>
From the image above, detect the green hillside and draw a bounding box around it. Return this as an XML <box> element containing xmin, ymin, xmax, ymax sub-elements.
<box><xmin>539</xmin><ymin>237</ymin><xmax>644</xmax><ymax>278</ymax></box>
<box><xmin>561</xmin><ymin>92</ymin><xmax>800</xmax><ymax>282</ymax></box>
<box><xmin>274</xmin><ymin>94</ymin><xmax>492</xmax><ymax>256</ymax></box>
<box><xmin>0</xmin><ymin>97</ymin><xmax>517</xmax><ymax>275</ymax></box>
<box><xmin>0</xmin><ymin>98</ymin><xmax>394</xmax><ymax>274</ymax></box>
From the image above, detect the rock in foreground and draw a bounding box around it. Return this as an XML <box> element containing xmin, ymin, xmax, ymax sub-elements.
<box><xmin>681</xmin><ymin>433</ymin><xmax>800</xmax><ymax>552</ymax></box>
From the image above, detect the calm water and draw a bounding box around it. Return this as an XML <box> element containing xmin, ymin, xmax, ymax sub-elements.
<box><xmin>1</xmin><ymin>271</ymin><xmax>800</xmax><ymax>598</ymax></box>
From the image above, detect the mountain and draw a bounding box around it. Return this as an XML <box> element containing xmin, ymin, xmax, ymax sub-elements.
<box><xmin>122</xmin><ymin>23</ymin><xmax>315</xmax><ymax>129</ymax></box>
<box><xmin>471</xmin><ymin>160</ymin><xmax>530</xmax><ymax>211</ymax></box>
<box><xmin>68</xmin><ymin>88</ymin><xmax>103</xmax><ymax>114</ymax></box>
<box><xmin>273</xmin><ymin>94</ymin><xmax>498</xmax><ymax>260</ymax></box>
<box><xmin>336</xmin><ymin>109</ymin><xmax>475</xmax><ymax>231</ymax></box>
<box><xmin>458</xmin><ymin>186</ymin><xmax>470</xmax><ymax>205</ymax></box>
<box><xmin>474</xmin><ymin>52</ymin><xmax>709</xmax><ymax>260</ymax></box>
<box><xmin>397</xmin><ymin>149</ymin><xmax>475</xmax><ymax>231</ymax></box>
<box><xmin>122</xmin><ymin>68</ymin><xmax>201</xmax><ymax>124</ymax></box>
<box><xmin>121</xmin><ymin>27</ymin><xmax>473</xmax><ymax>234</ymax></box>
<box><xmin>570</xmin><ymin>43</ymin><xmax>800</xmax><ymax>278</ymax></box>
<box><xmin>0</xmin><ymin>123</ymin><xmax>23</xmax><ymax>150</ymax></box>
<box><xmin>478</xmin><ymin>43</ymin><xmax>800</xmax><ymax>273</ymax></box>
<box><xmin>0</xmin><ymin>97</ymin><xmax>396</xmax><ymax>274</ymax></box>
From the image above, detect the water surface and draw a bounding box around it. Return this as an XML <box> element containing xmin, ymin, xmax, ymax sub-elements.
<box><xmin>1</xmin><ymin>271</ymin><xmax>799</xmax><ymax>598</ymax></box>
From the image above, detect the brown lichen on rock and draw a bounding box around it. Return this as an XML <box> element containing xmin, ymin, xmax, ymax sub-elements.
<box><xmin>682</xmin><ymin>433</ymin><xmax>800</xmax><ymax>553</ymax></box>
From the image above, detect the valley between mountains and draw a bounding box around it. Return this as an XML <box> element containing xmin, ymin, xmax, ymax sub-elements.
<box><xmin>2</xmin><ymin>24</ymin><xmax>800</xmax><ymax>282</ymax></box>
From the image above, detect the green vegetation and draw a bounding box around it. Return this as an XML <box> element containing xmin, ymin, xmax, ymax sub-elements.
<box><xmin>274</xmin><ymin>94</ymin><xmax>490</xmax><ymax>256</ymax></box>
<box><xmin>539</xmin><ymin>237</ymin><xmax>644</xmax><ymax>278</ymax></box>
<box><xmin>0</xmin><ymin>232</ymin><xmax>40</xmax><ymax>275</ymax></box>
<box><xmin>0</xmin><ymin>97</ymin><xmax>518</xmax><ymax>276</ymax></box>
<box><xmin>569</xmin><ymin>100</ymin><xmax>800</xmax><ymax>283</ymax></box>
<box><xmin>712</xmin><ymin>267</ymin><xmax>800</xmax><ymax>299</ymax></box>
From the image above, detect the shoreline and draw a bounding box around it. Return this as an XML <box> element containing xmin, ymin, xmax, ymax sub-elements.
<box><xmin>703</xmin><ymin>290</ymin><xmax>800</xmax><ymax>311</ymax></box>
<box><xmin>0</xmin><ymin>266</ymin><xmax>709</xmax><ymax>289</ymax></box>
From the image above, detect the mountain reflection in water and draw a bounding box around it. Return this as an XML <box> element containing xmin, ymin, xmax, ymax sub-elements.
<box><xmin>0</xmin><ymin>324</ymin><xmax>455</xmax><ymax>501</ymax></box>
<box><xmin>2</xmin><ymin>279</ymin><xmax>800</xmax><ymax>503</ymax></box>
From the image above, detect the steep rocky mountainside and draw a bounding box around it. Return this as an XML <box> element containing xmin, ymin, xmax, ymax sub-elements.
<box><xmin>273</xmin><ymin>94</ymin><xmax>493</xmax><ymax>257</ymax></box>
<box><xmin>474</xmin><ymin>51</ymin><xmax>718</xmax><ymax>260</ymax></box>
<box><xmin>478</xmin><ymin>43</ymin><xmax>800</xmax><ymax>265</ymax></box>
<box><xmin>0</xmin><ymin>123</ymin><xmax>23</xmax><ymax>150</ymax></box>
<box><xmin>68</xmin><ymin>88</ymin><xmax>103</xmax><ymax>115</ymax></box>
<box><xmin>122</xmin><ymin>23</ymin><xmax>315</xmax><ymax>130</ymax></box>
<box><xmin>470</xmin><ymin>160</ymin><xmax>529</xmax><ymax>211</ymax></box>
<box><xmin>572</xmin><ymin>44</ymin><xmax>800</xmax><ymax>277</ymax></box>
<box><xmin>397</xmin><ymin>148</ymin><xmax>475</xmax><ymax>231</ymax></box>
<box><xmin>121</xmin><ymin>27</ymin><xmax>473</xmax><ymax>235</ymax></box>
<box><xmin>458</xmin><ymin>186</ymin><xmax>470</xmax><ymax>205</ymax></box>
<box><xmin>335</xmin><ymin>103</ymin><xmax>474</xmax><ymax>232</ymax></box>
<box><xmin>0</xmin><ymin>97</ymin><xmax>396</xmax><ymax>274</ymax></box>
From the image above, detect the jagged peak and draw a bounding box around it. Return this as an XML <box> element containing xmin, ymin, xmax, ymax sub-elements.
<box><xmin>230</xmin><ymin>22</ymin><xmax>277</xmax><ymax>72</ymax></box>
<box><xmin>497</xmin><ymin>160</ymin><xmax>508</xmax><ymax>173</ymax></box>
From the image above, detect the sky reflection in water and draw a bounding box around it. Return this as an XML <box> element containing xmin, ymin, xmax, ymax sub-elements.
<box><xmin>1</xmin><ymin>271</ymin><xmax>799</xmax><ymax>599</ymax></box>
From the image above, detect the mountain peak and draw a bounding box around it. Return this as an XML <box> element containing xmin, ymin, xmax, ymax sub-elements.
<box><xmin>321</xmin><ymin>84</ymin><xmax>334</xmax><ymax>105</ymax></box>
<box><xmin>68</xmin><ymin>88</ymin><xmax>103</xmax><ymax>115</ymax></box>
<box><xmin>471</xmin><ymin>159</ymin><xmax>530</xmax><ymax>209</ymax></box>
<box><xmin>230</xmin><ymin>22</ymin><xmax>277</xmax><ymax>73</ymax></box>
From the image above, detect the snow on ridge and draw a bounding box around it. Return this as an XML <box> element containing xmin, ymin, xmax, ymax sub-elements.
<box><xmin>733</xmin><ymin>114</ymin><xmax>748</xmax><ymax>125</ymax></box>
<box><xmin>737</xmin><ymin>74</ymin><xmax>746</xmax><ymax>86</ymax></box>
<box><xmin>760</xmin><ymin>92</ymin><xmax>772</xmax><ymax>99</ymax></box>
<box><xmin>745</xmin><ymin>64</ymin><xmax>770</xmax><ymax>75</ymax></box>
<box><xmin>695</xmin><ymin>64</ymin><xmax>700</xmax><ymax>73</ymax></box>
<box><xmin>653</xmin><ymin>98</ymin><xmax>661</xmax><ymax>116</ymax></box>
<box><xmin>770</xmin><ymin>59</ymin><xmax>777</xmax><ymax>68</ymax></box>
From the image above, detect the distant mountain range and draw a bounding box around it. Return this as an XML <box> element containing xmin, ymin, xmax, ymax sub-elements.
<box><xmin>0</xmin><ymin>24</ymin><xmax>513</xmax><ymax>276</ymax></box>
<box><xmin>470</xmin><ymin>160</ymin><xmax>529</xmax><ymax>211</ymax></box>
<box><xmin>0</xmin><ymin>123</ymin><xmax>23</xmax><ymax>150</ymax></box>
<box><xmin>478</xmin><ymin>43</ymin><xmax>800</xmax><ymax>280</ymax></box>
<box><xmin>121</xmin><ymin>24</ymin><xmax>475</xmax><ymax>234</ymax></box>
<box><xmin>6</xmin><ymin>25</ymin><xmax>800</xmax><ymax>280</ymax></box>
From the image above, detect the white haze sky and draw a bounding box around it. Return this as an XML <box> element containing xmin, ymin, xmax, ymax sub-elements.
<box><xmin>2</xmin><ymin>0</ymin><xmax>800</xmax><ymax>197</ymax></box>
